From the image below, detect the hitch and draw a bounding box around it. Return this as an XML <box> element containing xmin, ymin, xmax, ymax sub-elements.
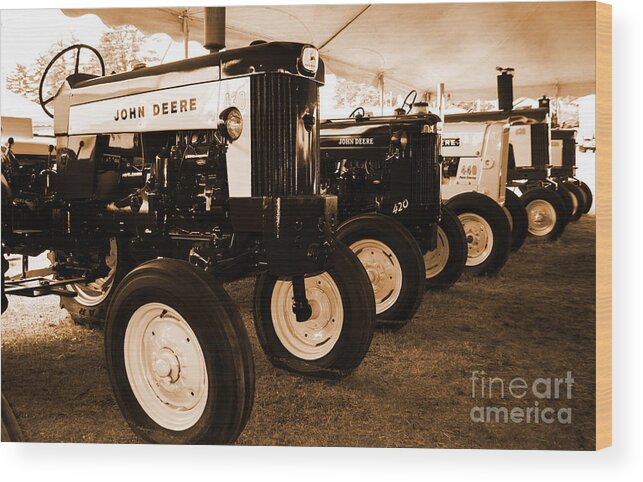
<box><xmin>291</xmin><ymin>276</ymin><xmax>312</xmax><ymax>322</ymax></box>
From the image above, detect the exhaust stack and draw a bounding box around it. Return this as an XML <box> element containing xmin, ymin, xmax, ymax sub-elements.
<box><xmin>204</xmin><ymin>7</ymin><xmax>226</xmax><ymax>53</ymax></box>
<box><xmin>496</xmin><ymin>67</ymin><xmax>514</xmax><ymax>112</ymax></box>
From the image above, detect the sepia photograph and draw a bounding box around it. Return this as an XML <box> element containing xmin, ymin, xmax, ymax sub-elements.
<box><xmin>1</xmin><ymin>0</ymin><xmax>610</xmax><ymax>454</ymax></box>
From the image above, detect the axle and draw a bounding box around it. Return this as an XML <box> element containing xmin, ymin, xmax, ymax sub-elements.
<box><xmin>291</xmin><ymin>275</ymin><xmax>312</xmax><ymax>322</ymax></box>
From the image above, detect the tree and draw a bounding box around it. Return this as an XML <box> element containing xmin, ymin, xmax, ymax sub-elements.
<box><xmin>333</xmin><ymin>78</ymin><xmax>382</xmax><ymax>110</ymax></box>
<box><xmin>6</xmin><ymin>37</ymin><xmax>80</xmax><ymax>103</ymax></box>
<box><xmin>96</xmin><ymin>26</ymin><xmax>159</xmax><ymax>75</ymax></box>
<box><xmin>5</xmin><ymin>26</ymin><xmax>159</xmax><ymax>105</ymax></box>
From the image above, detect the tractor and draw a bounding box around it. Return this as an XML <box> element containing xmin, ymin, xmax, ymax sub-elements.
<box><xmin>320</xmin><ymin>94</ymin><xmax>467</xmax><ymax>329</ymax></box>
<box><xmin>1</xmin><ymin>37</ymin><xmax>378</xmax><ymax>444</ymax></box>
<box><xmin>417</xmin><ymin>68</ymin><xmax>532</xmax><ymax>276</ymax></box>
<box><xmin>506</xmin><ymin>93</ymin><xmax>586</xmax><ymax>241</ymax></box>
<box><xmin>549</xmin><ymin>127</ymin><xmax>593</xmax><ymax>216</ymax></box>
<box><xmin>440</xmin><ymin>91</ymin><xmax>525</xmax><ymax>276</ymax></box>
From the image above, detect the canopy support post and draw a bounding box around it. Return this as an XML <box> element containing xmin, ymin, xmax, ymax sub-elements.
<box><xmin>180</xmin><ymin>9</ymin><xmax>189</xmax><ymax>59</ymax></box>
<box><xmin>378</xmin><ymin>73</ymin><xmax>385</xmax><ymax>116</ymax></box>
<box><xmin>437</xmin><ymin>82</ymin><xmax>446</xmax><ymax>119</ymax></box>
<box><xmin>554</xmin><ymin>82</ymin><xmax>561</xmax><ymax>127</ymax></box>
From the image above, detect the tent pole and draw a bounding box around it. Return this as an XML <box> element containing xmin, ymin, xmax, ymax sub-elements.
<box><xmin>378</xmin><ymin>73</ymin><xmax>385</xmax><ymax>116</ymax></box>
<box><xmin>554</xmin><ymin>82</ymin><xmax>560</xmax><ymax>126</ymax></box>
<box><xmin>437</xmin><ymin>82</ymin><xmax>445</xmax><ymax>119</ymax></box>
<box><xmin>180</xmin><ymin>10</ymin><xmax>189</xmax><ymax>59</ymax></box>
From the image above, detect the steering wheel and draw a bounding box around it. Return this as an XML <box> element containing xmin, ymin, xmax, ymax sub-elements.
<box><xmin>349</xmin><ymin>107</ymin><xmax>366</xmax><ymax>118</ymax></box>
<box><xmin>401</xmin><ymin>90</ymin><xmax>418</xmax><ymax>114</ymax></box>
<box><xmin>39</xmin><ymin>44</ymin><xmax>105</xmax><ymax>118</ymax></box>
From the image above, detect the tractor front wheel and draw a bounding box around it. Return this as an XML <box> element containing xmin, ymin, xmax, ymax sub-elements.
<box><xmin>104</xmin><ymin>258</ymin><xmax>255</xmax><ymax>444</ymax></box>
<box><xmin>446</xmin><ymin>193</ymin><xmax>512</xmax><ymax>277</ymax></box>
<box><xmin>578</xmin><ymin>181</ymin><xmax>593</xmax><ymax>214</ymax></box>
<box><xmin>1</xmin><ymin>393</ymin><xmax>24</xmax><ymax>442</ymax></box>
<box><xmin>504</xmin><ymin>189</ymin><xmax>529</xmax><ymax>252</ymax></box>
<box><xmin>337</xmin><ymin>213</ymin><xmax>425</xmax><ymax>327</ymax></box>
<box><xmin>424</xmin><ymin>206</ymin><xmax>467</xmax><ymax>290</ymax></box>
<box><xmin>521</xmin><ymin>187</ymin><xmax>568</xmax><ymax>242</ymax></box>
<box><xmin>253</xmin><ymin>242</ymin><xmax>376</xmax><ymax>378</ymax></box>
<box><xmin>563</xmin><ymin>181</ymin><xmax>588</xmax><ymax>220</ymax></box>
<box><xmin>552</xmin><ymin>183</ymin><xmax>576</xmax><ymax>223</ymax></box>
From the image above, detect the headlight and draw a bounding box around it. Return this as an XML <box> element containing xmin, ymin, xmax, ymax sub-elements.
<box><xmin>219</xmin><ymin>107</ymin><xmax>243</xmax><ymax>141</ymax></box>
<box><xmin>299</xmin><ymin>46</ymin><xmax>319</xmax><ymax>75</ymax></box>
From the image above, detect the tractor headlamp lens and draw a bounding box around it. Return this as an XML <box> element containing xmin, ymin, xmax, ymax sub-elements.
<box><xmin>300</xmin><ymin>47</ymin><xmax>319</xmax><ymax>75</ymax></box>
<box><xmin>220</xmin><ymin>107</ymin><xmax>243</xmax><ymax>141</ymax></box>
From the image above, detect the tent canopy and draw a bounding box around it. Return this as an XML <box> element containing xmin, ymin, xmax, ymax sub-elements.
<box><xmin>63</xmin><ymin>2</ymin><xmax>596</xmax><ymax>101</ymax></box>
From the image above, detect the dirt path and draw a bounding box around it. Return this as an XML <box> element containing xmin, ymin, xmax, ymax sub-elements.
<box><xmin>1</xmin><ymin>217</ymin><xmax>596</xmax><ymax>448</ymax></box>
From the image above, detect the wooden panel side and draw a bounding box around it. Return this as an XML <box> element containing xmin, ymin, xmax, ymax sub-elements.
<box><xmin>595</xmin><ymin>0</ymin><xmax>612</xmax><ymax>451</ymax></box>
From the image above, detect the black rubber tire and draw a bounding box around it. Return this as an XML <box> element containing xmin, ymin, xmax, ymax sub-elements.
<box><xmin>521</xmin><ymin>187</ymin><xmax>568</xmax><ymax>242</ymax></box>
<box><xmin>2</xmin><ymin>254</ymin><xmax>8</xmax><ymax>315</ymax></box>
<box><xmin>1</xmin><ymin>393</ymin><xmax>24</xmax><ymax>442</ymax></box>
<box><xmin>424</xmin><ymin>206</ymin><xmax>467</xmax><ymax>290</ymax></box>
<box><xmin>504</xmin><ymin>189</ymin><xmax>529</xmax><ymax>252</ymax></box>
<box><xmin>446</xmin><ymin>192</ymin><xmax>512</xmax><ymax>277</ymax></box>
<box><xmin>104</xmin><ymin>258</ymin><xmax>255</xmax><ymax>445</ymax></box>
<box><xmin>562</xmin><ymin>181</ymin><xmax>587</xmax><ymax>221</ymax></box>
<box><xmin>253</xmin><ymin>242</ymin><xmax>376</xmax><ymax>378</ymax></box>
<box><xmin>578</xmin><ymin>181</ymin><xmax>593</xmax><ymax>214</ymax></box>
<box><xmin>553</xmin><ymin>183</ymin><xmax>576</xmax><ymax>222</ymax></box>
<box><xmin>59</xmin><ymin>238</ymin><xmax>136</xmax><ymax>326</ymax></box>
<box><xmin>1</xmin><ymin>174</ymin><xmax>11</xmax><ymax>239</ymax></box>
<box><xmin>336</xmin><ymin>213</ymin><xmax>424</xmax><ymax>325</ymax></box>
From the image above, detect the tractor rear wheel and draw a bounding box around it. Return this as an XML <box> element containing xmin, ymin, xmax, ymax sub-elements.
<box><xmin>521</xmin><ymin>187</ymin><xmax>568</xmax><ymax>242</ymax></box>
<box><xmin>446</xmin><ymin>193</ymin><xmax>512</xmax><ymax>277</ymax></box>
<box><xmin>424</xmin><ymin>206</ymin><xmax>467</xmax><ymax>290</ymax></box>
<box><xmin>104</xmin><ymin>258</ymin><xmax>255</xmax><ymax>444</ymax></box>
<box><xmin>337</xmin><ymin>214</ymin><xmax>425</xmax><ymax>326</ymax></box>
<box><xmin>58</xmin><ymin>237</ymin><xmax>136</xmax><ymax>326</ymax></box>
<box><xmin>253</xmin><ymin>242</ymin><xmax>375</xmax><ymax>378</ymax></box>
<box><xmin>504</xmin><ymin>189</ymin><xmax>529</xmax><ymax>252</ymax></box>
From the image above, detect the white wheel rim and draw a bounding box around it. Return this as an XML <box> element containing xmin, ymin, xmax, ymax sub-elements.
<box><xmin>124</xmin><ymin>302</ymin><xmax>208</xmax><ymax>431</ymax></box>
<box><xmin>459</xmin><ymin>213</ymin><xmax>494</xmax><ymax>267</ymax></box>
<box><xmin>349</xmin><ymin>239</ymin><xmax>403</xmax><ymax>315</ymax></box>
<box><xmin>70</xmin><ymin>238</ymin><xmax>118</xmax><ymax>306</ymax></box>
<box><xmin>424</xmin><ymin>227</ymin><xmax>449</xmax><ymax>279</ymax></box>
<box><xmin>271</xmin><ymin>273</ymin><xmax>344</xmax><ymax>360</ymax></box>
<box><xmin>526</xmin><ymin>199</ymin><xmax>557</xmax><ymax>236</ymax></box>
<box><xmin>568</xmin><ymin>191</ymin><xmax>579</xmax><ymax>215</ymax></box>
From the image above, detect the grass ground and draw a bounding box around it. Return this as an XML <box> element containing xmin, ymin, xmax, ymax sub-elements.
<box><xmin>1</xmin><ymin>216</ymin><xmax>596</xmax><ymax>449</ymax></box>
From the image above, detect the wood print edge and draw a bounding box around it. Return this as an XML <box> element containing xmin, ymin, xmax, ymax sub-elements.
<box><xmin>595</xmin><ymin>0</ymin><xmax>612</xmax><ymax>451</ymax></box>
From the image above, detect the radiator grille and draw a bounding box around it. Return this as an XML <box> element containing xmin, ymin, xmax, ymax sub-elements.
<box><xmin>408</xmin><ymin>132</ymin><xmax>440</xmax><ymax>204</ymax></box>
<box><xmin>530</xmin><ymin>124</ymin><xmax>550</xmax><ymax>168</ymax></box>
<box><xmin>551</xmin><ymin>130</ymin><xmax>577</xmax><ymax>169</ymax></box>
<box><xmin>251</xmin><ymin>74</ymin><xmax>319</xmax><ymax>197</ymax></box>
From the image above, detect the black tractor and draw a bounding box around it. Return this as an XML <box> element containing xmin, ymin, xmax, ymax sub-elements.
<box><xmin>2</xmin><ymin>36</ymin><xmax>377</xmax><ymax>444</ymax></box>
<box><xmin>320</xmin><ymin>93</ymin><xmax>467</xmax><ymax>330</ymax></box>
